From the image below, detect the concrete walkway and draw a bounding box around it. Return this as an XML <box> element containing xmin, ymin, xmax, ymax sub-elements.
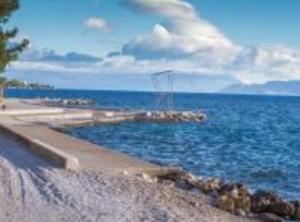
<box><xmin>0</xmin><ymin>99</ymin><xmax>164</xmax><ymax>175</ymax></box>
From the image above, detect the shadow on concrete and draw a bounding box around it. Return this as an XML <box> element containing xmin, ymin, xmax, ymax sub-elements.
<box><xmin>0</xmin><ymin>133</ymin><xmax>55</xmax><ymax>170</ymax></box>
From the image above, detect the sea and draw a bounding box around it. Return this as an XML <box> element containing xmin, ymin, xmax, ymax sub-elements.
<box><xmin>6</xmin><ymin>89</ymin><xmax>300</xmax><ymax>200</ymax></box>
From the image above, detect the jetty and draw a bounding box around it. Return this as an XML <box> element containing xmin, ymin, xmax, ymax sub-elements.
<box><xmin>5</xmin><ymin>98</ymin><xmax>206</xmax><ymax>128</ymax></box>
<box><xmin>0</xmin><ymin>98</ymin><xmax>204</xmax><ymax>174</ymax></box>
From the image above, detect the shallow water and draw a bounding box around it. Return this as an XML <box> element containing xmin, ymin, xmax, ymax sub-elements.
<box><xmin>7</xmin><ymin>89</ymin><xmax>300</xmax><ymax>199</ymax></box>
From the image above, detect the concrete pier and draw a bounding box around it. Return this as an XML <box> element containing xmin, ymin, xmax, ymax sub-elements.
<box><xmin>0</xmin><ymin>99</ymin><xmax>167</xmax><ymax>175</ymax></box>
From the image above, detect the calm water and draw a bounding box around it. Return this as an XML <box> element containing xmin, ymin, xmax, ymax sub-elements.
<box><xmin>7</xmin><ymin>89</ymin><xmax>300</xmax><ymax>199</ymax></box>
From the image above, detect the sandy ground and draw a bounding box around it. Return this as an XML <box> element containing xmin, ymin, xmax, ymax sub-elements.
<box><xmin>0</xmin><ymin>134</ymin><xmax>255</xmax><ymax>222</ymax></box>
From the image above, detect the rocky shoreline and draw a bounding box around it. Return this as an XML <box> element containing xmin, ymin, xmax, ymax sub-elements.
<box><xmin>40</xmin><ymin>98</ymin><xmax>96</xmax><ymax>107</ymax></box>
<box><xmin>139</xmin><ymin>169</ymin><xmax>300</xmax><ymax>222</ymax></box>
<box><xmin>134</xmin><ymin>111</ymin><xmax>206</xmax><ymax>123</ymax></box>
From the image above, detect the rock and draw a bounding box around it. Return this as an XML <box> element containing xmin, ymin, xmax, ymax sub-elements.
<box><xmin>259</xmin><ymin>213</ymin><xmax>284</xmax><ymax>222</ymax></box>
<box><xmin>122</xmin><ymin>170</ymin><xmax>129</xmax><ymax>176</ymax></box>
<box><xmin>175</xmin><ymin>172</ymin><xmax>200</xmax><ymax>190</ymax></box>
<box><xmin>291</xmin><ymin>201</ymin><xmax>300</xmax><ymax>220</ymax></box>
<box><xmin>159</xmin><ymin>179</ymin><xmax>175</xmax><ymax>187</ymax></box>
<box><xmin>251</xmin><ymin>190</ymin><xmax>295</xmax><ymax>219</ymax></box>
<box><xmin>235</xmin><ymin>209</ymin><xmax>246</xmax><ymax>217</ymax></box>
<box><xmin>140</xmin><ymin>173</ymin><xmax>153</xmax><ymax>183</ymax></box>
<box><xmin>251</xmin><ymin>190</ymin><xmax>281</xmax><ymax>213</ymax></box>
<box><xmin>236</xmin><ymin>183</ymin><xmax>250</xmax><ymax>197</ymax></box>
<box><xmin>270</xmin><ymin>201</ymin><xmax>294</xmax><ymax>218</ymax></box>
<box><xmin>234</xmin><ymin>195</ymin><xmax>251</xmax><ymax>213</ymax></box>
<box><xmin>216</xmin><ymin>182</ymin><xmax>252</xmax><ymax>213</ymax></box>
<box><xmin>196</xmin><ymin>178</ymin><xmax>221</xmax><ymax>194</ymax></box>
<box><xmin>157</xmin><ymin>170</ymin><xmax>200</xmax><ymax>190</ymax></box>
<box><xmin>175</xmin><ymin>178</ymin><xmax>194</xmax><ymax>190</ymax></box>
<box><xmin>157</xmin><ymin>169</ymin><xmax>185</xmax><ymax>182</ymax></box>
<box><xmin>43</xmin><ymin>98</ymin><xmax>95</xmax><ymax>107</ymax></box>
<box><xmin>211</xmin><ymin>190</ymin><xmax>219</xmax><ymax>198</ymax></box>
<box><xmin>220</xmin><ymin>182</ymin><xmax>237</xmax><ymax>195</ymax></box>
<box><xmin>247</xmin><ymin>212</ymin><xmax>255</xmax><ymax>218</ymax></box>
<box><xmin>207</xmin><ymin>178</ymin><xmax>221</xmax><ymax>192</ymax></box>
<box><xmin>217</xmin><ymin>194</ymin><xmax>235</xmax><ymax>213</ymax></box>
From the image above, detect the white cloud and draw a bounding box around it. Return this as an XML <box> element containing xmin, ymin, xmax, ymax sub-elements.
<box><xmin>231</xmin><ymin>45</ymin><xmax>300</xmax><ymax>83</ymax></box>
<box><xmin>119</xmin><ymin>0</ymin><xmax>300</xmax><ymax>84</ymax></box>
<box><xmin>7</xmin><ymin>0</ymin><xmax>300</xmax><ymax>89</ymax></box>
<box><xmin>84</xmin><ymin>17</ymin><xmax>111</xmax><ymax>33</ymax></box>
<box><xmin>122</xmin><ymin>0</ymin><xmax>198</xmax><ymax>20</ymax></box>
<box><xmin>20</xmin><ymin>48</ymin><xmax>102</xmax><ymax>63</ymax></box>
<box><xmin>122</xmin><ymin>0</ymin><xmax>240</xmax><ymax>66</ymax></box>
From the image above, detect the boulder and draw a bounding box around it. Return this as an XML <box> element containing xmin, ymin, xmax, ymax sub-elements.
<box><xmin>196</xmin><ymin>178</ymin><xmax>221</xmax><ymax>194</ymax></box>
<box><xmin>259</xmin><ymin>213</ymin><xmax>284</xmax><ymax>222</ymax></box>
<box><xmin>234</xmin><ymin>195</ymin><xmax>251</xmax><ymax>213</ymax></box>
<box><xmin>175</xmin><ymin>178</ymin><xmax>195</xmax><ymax>190</ymax></box>
<box><xmin>157</xmin><ymin>170</ymin><xmax>198</xmax><ymax>190</ymax></box>
<box><xmin>251</xmin><ymin>190</ymin><xmax>295</xmax><ymax>219</ymax></box>
<box><xmin>270</xmin><ymin>201</ymin><xmax>294</xmax><ymax>218</ymax></box>
<box><xmin>235</xmin><ymin>209</ymin><xmax>246</xmax><ymax>217</ymax></box>
<box><xmin>220</xmin><ymin>182</ymin><xmax>237</xmax><ymax>195</ymax></box>
<box><xmin>139</xmin><ymin>173</ymin><xmax>153</xmax><ymax>183</ymax></box>
<box><xmin>217</xmin><ymin>194</ymin><xmax>235</xmax><ymax>213</ymax></box>
<box><xmin>236</xmin><ymin>183</ymin><xmax>250</xmax><ymax>197</ymax></box>
<box><xmin>157</xmin><ymin>169</ymin><xmax>185</xmax><ymax>182</ymax></box>
<box><xmin>251</xmin><ymin>191</ymin><xmax>281</xmax><ymax>213</ymax></box>
<box><xmin>291</xmin><ymin>201</ymin><xmax>300</xmax><ymax>220</ymax></box>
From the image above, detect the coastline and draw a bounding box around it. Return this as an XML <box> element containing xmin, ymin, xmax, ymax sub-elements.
<box><xmin>0</xmin><ymin>98</ymin><xmax>298</xmax><ymax>221</ymax></box>
<box><xmin>0</xmin><ymin>131</ymin><xmax>254</xmax><ymax>222</ymax></box>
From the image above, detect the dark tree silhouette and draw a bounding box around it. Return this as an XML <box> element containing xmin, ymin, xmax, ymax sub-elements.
<box><xmin>0</xmin><ymin>0</ymin><xmax>28</xmax><ymax>104</ymax></box>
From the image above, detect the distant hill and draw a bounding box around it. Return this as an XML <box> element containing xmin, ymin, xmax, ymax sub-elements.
<box><xmin>221</xmin><ymin>80</ymin><xmax>300</xmax><ymax>96</ymax></box>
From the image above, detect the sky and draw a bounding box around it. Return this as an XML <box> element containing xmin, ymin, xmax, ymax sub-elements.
<box><xmin>6</xmin><ymin>0</ymin><xmax>300</xmax><ymax>92</ymax></box>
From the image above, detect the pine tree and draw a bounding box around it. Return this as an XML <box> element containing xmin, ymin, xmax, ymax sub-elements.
<box><xmin>0</xmin><ymin>0</ymin><xmax>28</xmax><ymax>74</ymax></box>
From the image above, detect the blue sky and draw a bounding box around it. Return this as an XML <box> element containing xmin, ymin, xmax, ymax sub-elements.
<box><xmin>7</xmin><ymin>0</ymin><xmax>300</xmax><ymax>91</ymax></box>
<box><xmin>11</xmin><ymin>0</ymin><xmax>300</xmax><ymax>55</ymax></box>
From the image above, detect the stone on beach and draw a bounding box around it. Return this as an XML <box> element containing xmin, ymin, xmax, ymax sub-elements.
<box><xmin>251</xmin><ymin>191</ymin><xmax>282</xmax><ymax>213</ymax></box>
<box><xmin>250</xmin><ymin>190</ymin><xmax>296</xmax><ymax>219</ymax></box>
<box><xmin>196</xmin><ymin>178</ymin><xmax>221</xmax><ymax>194</ymax></box>
<box><xmin>259</xmin><ymin>213</ymin><xmax>284</xmax><ymax>222</ymax></box>
<box><xmin>270</xmin><ymin>201</ymin><xmax>295</xmax><ymax>218</ymax></box>
<box><xmin>291</xmin><ymin>201</ymin><xmax>300</xmax><ymax>220</ymax></box>
<box><xmin>154</xmin><ymin>168</ymin><xmax>300</xmax><ymax>221</ymax></box>
<box><xmin>217</xmin><ymin>194</ymin><xmax>235</xmax><ymax>213</ymax></box>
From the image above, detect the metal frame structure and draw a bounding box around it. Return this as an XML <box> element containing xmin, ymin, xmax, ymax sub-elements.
<box><xmin>151</xmin><ymin>70</ymin><xmax>174</xmax><ymax>111</ymax></box>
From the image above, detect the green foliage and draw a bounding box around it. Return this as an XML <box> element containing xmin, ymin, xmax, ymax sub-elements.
<box><xmin>6</xmin><ymin>78</ymin><xmax>25</xmax><ymax>87</ymax></box>
<box><xmin>4</xmin><ymin>78</ymin><xmax>54</xmax><ymax>89</ymax></box>
<box><xmin>0</xmin><ymin>76</ymin><xmax>6</xmax><ymax>85</ymax></box>
<box><xmin>0</xmin><ymin>75</ymin><xmax>53</xmax><ymax>89</ymax></box>
<box><xmin>0</xmin><ymin>0</ymin><xmax>28</xmax><ymax>73</ymax></box>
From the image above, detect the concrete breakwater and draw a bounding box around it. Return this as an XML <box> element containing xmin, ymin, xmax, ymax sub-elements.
<box><xmin>93</xmin><ymin>110</ymin><xmax>206</xmax><ymax>125</ymax></box>
<box><xmin>133</xmin><ymin>111</ymin><xmax>206</xmax><ymax>122</ymax></box>
<box><xmin>39</xmin><ymin>98</ymin><xmax>96</xmax><ymax>107</ymax></box>
<box><xmin>13</xmin><ymin>109</ymin><xmax>206</xmax><ymax>129</ymax></box>
<box><xmin>0</xmin><ymin>99</ymin><xmax>167</xmax><ymax>175</ymax></box>
<box><xmin>16</xmin><ymin>99</ymin><xmax>206</xmax><ymax>128</ymax></box>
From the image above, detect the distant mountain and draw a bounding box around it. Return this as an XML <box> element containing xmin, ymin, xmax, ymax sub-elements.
<box><xmin>221</xmin><ymin>80</ymin><xmax>300</xmax><ymax>96</ymax></box>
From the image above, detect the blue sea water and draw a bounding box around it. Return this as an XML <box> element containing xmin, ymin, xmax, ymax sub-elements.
<box><xmin>6</xmin><ymin>89</ymin><xmax>300</xmax><ymax>199</ymax></box>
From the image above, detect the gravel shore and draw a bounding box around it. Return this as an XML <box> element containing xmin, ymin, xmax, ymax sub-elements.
<box><xmin>0</xmin><ymin>133</ymin><xmax>255</xmax><ymax>222</ymax></box>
